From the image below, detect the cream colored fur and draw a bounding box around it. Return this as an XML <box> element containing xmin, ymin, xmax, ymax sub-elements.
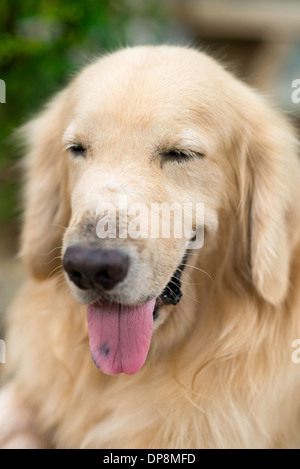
<box><xmin>1</xmin><ymin>46</ymin><xmax>300</xmax><ymax>449</ymax></box>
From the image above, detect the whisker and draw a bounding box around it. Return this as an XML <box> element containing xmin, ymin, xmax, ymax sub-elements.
<box><xmin>180</xmin><ymin>263</ymin><xmax>214</xmax><ymax>284</ymax></box>
<box><xmin>175</xmin><ymin>268</ymin><xmax>194</xmax><ymax>282</ymax></box>
<box><xmin>40</xmin><ymin>245</ymin><xmax>63</xmax><ymax>257</ymax></box>
<box><xmin>164</xmin><ymin>281</ymin><xmax>202</xmax><ymax>306</ymax></box>
<box><xmin>52</xmin><ymin>223</ymin><xmax>68</xmax><ymax>230</ymax></box>
<box><xmin>43</xmin><ymin>255</ymin><xmax>63</xmax><ymax>266</ymax></box>
<box><xmin>52</xmin><ymin>273</ymin><xmax>65</xmax><ymax>283</ymax></box>
<box><xmin>48</xmin><ymin>264</ymin><xmax>64</xmax><ymax>279</ymax></box>
<box><xmin>174</xmin><ymin>268</ymin><xmax>209</xmax><ymax>286</ymax></box>
<box><xmin>54</xmin><ymin>277</ymin><xmax>68</xmax><ymax>289</ymax></box>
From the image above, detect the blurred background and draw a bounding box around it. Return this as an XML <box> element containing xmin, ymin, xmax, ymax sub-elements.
<box><xmin>1</xmin><ymin>0</ymin><xmax>300</xmax><ymax>324</ymax></box>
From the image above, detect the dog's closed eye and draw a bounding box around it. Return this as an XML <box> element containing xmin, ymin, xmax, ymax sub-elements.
<box><xmin>160</xmin><ymin>148</ymin><xmax>205</xmax><ymax>166</ymax></box>
<box><xmin>66</xmin><ymin>143</ymin><xmax>86</xmax><ymax>157</ymax></box>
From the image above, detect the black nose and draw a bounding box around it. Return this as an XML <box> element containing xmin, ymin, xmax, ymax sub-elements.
<box><xmin>62</xmin><ymin>246</ymin><xmax>130</xmax><ymax>290</ymax></box>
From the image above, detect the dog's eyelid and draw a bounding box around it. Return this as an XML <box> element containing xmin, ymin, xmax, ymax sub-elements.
<box><xmin>161</xmin><ymin>148</ymin><xmax>205</xmax><ymax>160</ymax></box>
<box><xmin>64</xmin><ymin>142</ymin><xmax>81</xmax><ymax>150</ymax></box>
<box><xmin>176</xmin><ymin>149</ymin><xmax>204</xmax><ymax>158</ymax></box>
<box><xmin>65</xmin><ymin>142</ymin><xmax>87</xmax><ymax>156</ymax></box>
<box><xmin>62</xmin><ymin>123</ymin><xmax>87</xmax><ymax>156</ymax></box>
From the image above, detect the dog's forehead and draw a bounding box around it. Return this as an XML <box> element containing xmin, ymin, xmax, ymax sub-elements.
<box><xmin>71</xmin><ymin>47</ymin><xmax>222</xmax><ymax>117</ymax></box>
<box><xmin>64</xmin><ymin>46</ymin><xmax>242</xmax><ymax>152</ymax></box>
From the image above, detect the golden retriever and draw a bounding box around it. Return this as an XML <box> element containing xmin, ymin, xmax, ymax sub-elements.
<box><xmin>1</xmin><ymin>45</ymin><xmax>300</xmax><ymax>449</ymax></box>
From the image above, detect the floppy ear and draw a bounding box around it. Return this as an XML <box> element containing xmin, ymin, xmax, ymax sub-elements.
<box><xmin>19</xmin><ymin>90</ymin><xmax>71</xmax><ymax>279</ymax></box>
<box><xmin>240</xmin><ymin>103</ymin><xmax>300</xmax><ymax>305</ymax></box>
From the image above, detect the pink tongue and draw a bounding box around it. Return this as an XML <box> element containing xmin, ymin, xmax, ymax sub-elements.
<box><xmin>87</xmin><ymin>298</ymin><xmax>156</xmax><ymax>375</ymax></box>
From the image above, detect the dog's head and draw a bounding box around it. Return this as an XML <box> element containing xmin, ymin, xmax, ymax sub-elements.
<box><xmin>20</xmin><ymin>46</ymin><xmax>300</xmax><ymax>375</ymax></box>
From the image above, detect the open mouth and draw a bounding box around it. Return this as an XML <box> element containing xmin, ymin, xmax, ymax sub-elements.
<box><xmin>87</xmin><ymin>252</ymin><xmax>188</xmax><ymax>376</ymax></box>
<box><xmin>153</xmin><ymin>252</ymin><xmax>188</xmax><ymax>318</ymax></box>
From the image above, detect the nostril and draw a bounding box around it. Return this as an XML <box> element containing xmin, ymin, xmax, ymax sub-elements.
<box><xmin>96</xmin><ymin>269</ymin><xmax>110</xmax><ymax>282</ymax></box>
<box><xmin>92</xmin><ymin>252</ymin><xmax>129</xmax><ymax>289</ymax></box>
<box><xmin>69</xmin><ymin>270</ymin><xmax>82</xmax><ymax>280</ymax></box>
<box><xmin>68</xmin><ymin>269</ymin><xmax>89</xmax><ymax>290</ymax></box>
<box><xmin>95</xmin><ymin>264</ymin><xmax>127</xmax><ymax>289</ymax></box>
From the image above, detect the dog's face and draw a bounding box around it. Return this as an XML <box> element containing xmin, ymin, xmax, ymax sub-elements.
<box><xmin>20</xmin><ymin>46</ymin><xmax>300</xmax><ymax>376</ymax></box>
<box><xmin>61</xmin><ymin>49</ymin><xmax>225</xmax><ymax>306</ymax></box>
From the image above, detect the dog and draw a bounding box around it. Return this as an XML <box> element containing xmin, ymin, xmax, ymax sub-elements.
<box><xmin>1</xmin><ymin>45</ymin><xmax>300</xmax><ymax>449</ymax></box>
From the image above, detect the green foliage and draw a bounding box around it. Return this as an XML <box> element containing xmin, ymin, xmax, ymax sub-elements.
<box><xmin>0</xmin><ymin>0</ymin><xmax>170</xmax><ymax>223</ymax></box>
